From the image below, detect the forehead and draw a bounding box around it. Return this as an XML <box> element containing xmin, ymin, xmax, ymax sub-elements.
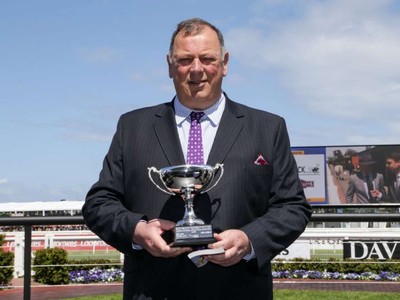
<box><xmin>172</xmin><ymin>26</ymin><xmax>221</xmax><ymax>54</ymax></box>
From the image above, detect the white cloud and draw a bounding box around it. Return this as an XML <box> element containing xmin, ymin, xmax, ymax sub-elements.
<box><xmin>0</xmin><ymin>178</ymin><xmax>8</xmax><ymax>185</ymax></box>
<box><xmin>227</xmin><ymin>0</ymin><xmax>400</xmax><ymax>144</ymax></box>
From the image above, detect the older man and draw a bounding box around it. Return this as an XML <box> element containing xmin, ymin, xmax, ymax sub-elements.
<box><xmin>83</xmin><ymin>18</ymin><xmax>311</xmax><ymax>300</ymax></box>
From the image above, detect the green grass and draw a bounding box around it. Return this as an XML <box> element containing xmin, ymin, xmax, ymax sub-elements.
<box><xmin>67</xmin><ymin>250</ymin><xmax>121</xmax><ymax>261</ymax></box>
<box><xmin>62</xmin><ymin>290</ymin><xmax>399</xmax><ymax>300</ymax></box>
<box><xmin>61</xmin><ymin>295</ymin><xmax>122</xmax><ymax>300</ymax></box>
<box><xmin>309</xmin><ymin>249</ymin><xmax>343</xmax><ymax>260</ymax></box>
<box><xmin>274</xmin><ymin>290</ymin><xmax>399</xmax><ymax>300</ymax></box>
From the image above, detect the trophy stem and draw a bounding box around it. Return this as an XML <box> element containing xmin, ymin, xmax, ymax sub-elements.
<box><xmin>176</xmin><ymin>187</ymin><xmax>205</xmax><ymax>226</ymax></box>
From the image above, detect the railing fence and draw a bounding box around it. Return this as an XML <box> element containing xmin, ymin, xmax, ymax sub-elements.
<box><xmin>1</xmin><ymin>206</ymin><xmax>400</xmax><ymax>300</ymax></box>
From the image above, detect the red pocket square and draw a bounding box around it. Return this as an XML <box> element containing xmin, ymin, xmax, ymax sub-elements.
<box><xmin>254</xmin><ymin>153</ymin><xmax>269</xmax><ymax>166</ymax></box>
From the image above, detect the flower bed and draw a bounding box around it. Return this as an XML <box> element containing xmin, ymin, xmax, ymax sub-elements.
<box><xmin>272</xmin><ymin>270</ymin><xmax>400</xmax><ymax>281</ymax></box>
<box><xmin>69</xmin><ymin>268</ymin><xmax>400</xmax><ymax>284</ymax></box>
<box><xmin>69</xmin><ymin>268</ymin><xmax>124</xmax><ymax>284</ymax></box>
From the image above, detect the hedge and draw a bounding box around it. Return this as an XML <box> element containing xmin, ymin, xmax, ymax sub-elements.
<box><xmin>0</xmin><ymin>234</ymin><xmax>14</xmax><ymax>286</ymax></box>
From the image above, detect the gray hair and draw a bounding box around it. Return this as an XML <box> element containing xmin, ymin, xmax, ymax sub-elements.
<box><xmin>169</xmin><ymin>18</ymin><xmax>226</xmax><ymax>57</ymax></box>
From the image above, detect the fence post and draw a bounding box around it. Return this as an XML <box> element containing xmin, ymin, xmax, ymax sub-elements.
<box><xmin>23</xmin><ymin>225</ymin><xmax>32</xmax><ymax>300</ymax></box>
<box><xmin>14</xmin><ymin>233</ymin><xmax>24</xmax><ymax>278</ymax></box>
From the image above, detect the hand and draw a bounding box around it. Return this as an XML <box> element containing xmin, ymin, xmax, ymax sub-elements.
<box><xmin>370</xmin><ymin>189</ymin><xmax>381</xmax><ymax>198</ymax></box>
<box><xmin>206</xmin><ymin>229</ymin><xmax>251</xmax><ymax>267</ymax></box>
<box><xmin>132</xmin><ymin>219</ymin><xmax>192</xmax><ymax>258</ymax></box>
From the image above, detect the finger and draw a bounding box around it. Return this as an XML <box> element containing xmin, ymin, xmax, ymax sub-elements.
<box><xmin>207</xmin><ymin>253</ymin><xmax>238</xmax><ymax>267</ymax></box>
<box><xmin>159</xmin><ymin>246</ymin><xmax>192</xmax><ymax>258</ymax></box>
<box><xmin>208</xmin><ymin>233</ymin><xmax>224</xmax><ymax>249</ymax></box>
<box><xmin>158</xmin><ymin>219</ymin><xmax>177</xmax><ymax>231</ymax></box>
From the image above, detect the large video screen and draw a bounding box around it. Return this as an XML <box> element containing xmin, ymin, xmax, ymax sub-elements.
<box><xmin>292</xmin><ymin>145</ymin><xmax>400</xmax><ymax>205</ymax></box>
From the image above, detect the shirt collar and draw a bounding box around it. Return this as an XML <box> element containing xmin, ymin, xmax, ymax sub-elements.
<box><xmin>174</xmin><ymin>93</ymin><xmax>226</xmax><ymax>126</ymax></box>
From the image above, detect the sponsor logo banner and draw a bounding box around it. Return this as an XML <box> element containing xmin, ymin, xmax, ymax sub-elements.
<box><xmin>343</xmin><ymin>240</ymin><xmax>400</xmax><ymax>260</ymax></box>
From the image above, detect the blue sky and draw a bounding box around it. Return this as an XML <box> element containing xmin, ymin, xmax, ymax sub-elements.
<box><xmin>1</xmin><ymin>0</ymin><xmax>400</xmax><ymax>202</ymax></box>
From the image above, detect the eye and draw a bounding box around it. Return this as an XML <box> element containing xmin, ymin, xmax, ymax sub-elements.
<box><xmin>200</xmin><ymin>57</ymin><xmax>216</xmax><ymax>65</ymax></box>
<box><xmin>176</xmin><ymin>58</ymin><xmax>193</xmax><ymax>66</ymax></box>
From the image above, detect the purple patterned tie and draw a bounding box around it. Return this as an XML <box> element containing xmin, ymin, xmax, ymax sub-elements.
<box><xmin>187</xmin><ymin>111</ymin><xmax>205</xmax><ymax>164</ymax></box>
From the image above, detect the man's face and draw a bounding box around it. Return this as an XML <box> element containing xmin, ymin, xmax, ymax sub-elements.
<box><xmin>167</xmin><ymin>26</ymin><xmax>229</xmax><ymax>110</ymax></box>
<box><xmin>386</xmin><ymin>158</ymin><xmax>400</xmax><ymax>173</ymax></box>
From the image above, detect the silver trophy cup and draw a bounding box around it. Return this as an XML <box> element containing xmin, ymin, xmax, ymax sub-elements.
<box><xmin>148</xmin><ymin>163</ymin><xmax>224</xmax><ymax>246</ymax></box>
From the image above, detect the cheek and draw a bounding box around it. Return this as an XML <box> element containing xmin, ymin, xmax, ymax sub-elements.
<box><xmin>170</xmin><ymin>65</ymin><xmax>187</xmax><ymax>79</ymax></box>
<box><xmin>177</xmin><ymin>69</ymin><xmax>191</xmax><ymax>81</ymax></box>
<box><xmin>210</xmin><ymin>64</ymin><xmax>226</xmax><ymax>77</ymax></box>
<box><xmin>204</xmin><ymin>68</ymin><xmax>220</xmax><ymax>80</ymax></box>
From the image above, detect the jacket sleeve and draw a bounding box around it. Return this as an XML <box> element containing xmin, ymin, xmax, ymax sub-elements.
<box><xmin>346</xmin><ymin>177</ymin><xmax>356</xmax><ymax>203</ymax></box>
<box><xmin>241</xmin><ymin>117</ymin><xmax>312</xmax><ymax>271</ymax></box>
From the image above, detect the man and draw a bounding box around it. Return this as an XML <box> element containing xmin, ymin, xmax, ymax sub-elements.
<box><xmin>83</xmin><ymin>18</ymin><xmax>311</xmax><ymax>300</ymax></box>
<box><xmin>385</xmin><ymin>151</ymin><xmax>400</xmax><ymax>202</ymax></box>
<box><xmin>346</xmin><ymin>154</ymin><xmax>385</xmax><ymax>204</ymax></box>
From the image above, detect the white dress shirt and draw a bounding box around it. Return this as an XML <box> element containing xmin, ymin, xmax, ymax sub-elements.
<box><xmin>174</xmin><ymin>94</ymin><xmax>225</xmax><ymax>164</ymax></box>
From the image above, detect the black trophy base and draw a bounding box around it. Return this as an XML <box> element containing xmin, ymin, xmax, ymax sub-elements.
<box><xmin>171</xmin><ymin>224</ymin><xmax>216</xmax><ymax>247</ymax></box>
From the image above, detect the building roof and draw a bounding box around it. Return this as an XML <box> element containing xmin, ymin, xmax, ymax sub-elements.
<box><xmin>0</xmin><ymin>200</ymin><xmax>84</xmax><ymax>213</ymax></box>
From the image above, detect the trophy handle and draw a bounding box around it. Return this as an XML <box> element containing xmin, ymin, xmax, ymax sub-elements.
<box><xmin>201</xmin><ymin>163</ymin><xmax>224</xmax><ymax>194</ymax></box>
<box><xmin>148</xmin><ymin>167</ymin><xmax>175</xmax><ymax>196</ymax></box>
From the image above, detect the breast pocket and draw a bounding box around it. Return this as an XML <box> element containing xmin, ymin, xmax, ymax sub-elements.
<box><xmin>246</xmin><ymin>164</ymin><xmax>273</xmax><ymax>194</ymax></box>
<box><xmin>247</xmin><ymin>164</ymin><xmax>272</xmax><ymax>176</ymax></box>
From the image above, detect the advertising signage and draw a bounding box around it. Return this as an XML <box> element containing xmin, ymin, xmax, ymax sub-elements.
<box><xmin>292</xmin><ymin>147</ymin><xmax>326</xmax><ymax>204</ymax></box>
<box><xmin>292</xmin><ymin>145</ymin><xmax>400</xmax><ymax>205</ymax></box>
<box><xmin>343</xmin><ymin>240</ymin><xmax>400</xmax><ymax>260</ymax></box>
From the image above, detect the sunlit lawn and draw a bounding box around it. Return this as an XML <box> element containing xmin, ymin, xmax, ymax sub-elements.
<box><xmin>274</xmin><ymin>290</ymin><xmax>399</xmax><ymax>300</ymax></box>
<box><xmin>67</xmin><ymin>250</ymin><xmax>121</xmax><ymax>261</ymax></box>
<box><xmin>62</xmin><ymin>290</ymin><xmax>400</xmax><ymax>300</ymax></box>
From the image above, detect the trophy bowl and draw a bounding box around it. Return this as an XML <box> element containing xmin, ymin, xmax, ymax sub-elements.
<box><xmin>148</xmin><ymin>163</ymin><xmax>223</xmax><ymax>246</ymax></box>
<box><xmin>159</xmin><ymin>164</ymin><xmax>215</xmax><ymax>195</ymax></box>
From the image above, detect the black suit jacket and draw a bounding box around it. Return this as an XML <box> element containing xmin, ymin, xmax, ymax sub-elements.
<box><xmin>83</xmin><ymin>96</ymin><xmax>312</xmax><ymax>300</ymax></box>
<box><xmin>386</xmin><ymin>174</ymin><xmax>400</xmax><ymax>203</ymax></box>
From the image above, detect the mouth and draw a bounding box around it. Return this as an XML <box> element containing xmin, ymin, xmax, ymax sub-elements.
<box><xmin>188</xmin><ymin>80</ymin><xmax>207</xmax><ymax>86</ymax></box>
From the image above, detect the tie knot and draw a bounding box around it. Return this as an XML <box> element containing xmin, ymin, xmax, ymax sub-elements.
<box><xmin>190</xmin><ymin>111</ymin><xmax>204</xmax><ymax>122</ymax></box>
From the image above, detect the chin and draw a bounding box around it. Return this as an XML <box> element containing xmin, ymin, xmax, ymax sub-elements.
<box><xmin>190</xmin><ymin>95</ymin><xmax>212</xmax><ymax>103</ymax></box>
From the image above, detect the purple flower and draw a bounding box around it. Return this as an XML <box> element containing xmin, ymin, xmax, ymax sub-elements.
<box><xmin>69</xmin><ymin>268</ymin><xmax>124</xmax><ymax>284</ymax></box>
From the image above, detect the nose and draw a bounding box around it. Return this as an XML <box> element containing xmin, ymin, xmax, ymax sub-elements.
<box><xmin>190</xmin><ymin>58</ymin><xmax>204</xmax><ymax>72</ymax></box>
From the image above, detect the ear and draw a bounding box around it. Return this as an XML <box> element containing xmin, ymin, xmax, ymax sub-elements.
<box><xmin>167</xmin><ymin>54</ymin><xmax>173</xmax><ymax>78</ymax></box>
<box><xmin>223</xmin><ymin>52</ymin><xmax>229</xmax><ymax>76</ymax></box>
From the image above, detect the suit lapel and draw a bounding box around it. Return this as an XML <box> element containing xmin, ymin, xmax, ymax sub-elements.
<box><xmin>153</xmin><ymin>102</ymin><xmax>185</xmax><ymax>166</ymax></box>
<box><xmin>152</xmin><ymin>98</ymin><xmax>245</xmax><ymax>166</ymax></box>
<box><xmin>207</xmin><ymin>99</ymin><xmax>244</xmax><ymax>165</ymax></box>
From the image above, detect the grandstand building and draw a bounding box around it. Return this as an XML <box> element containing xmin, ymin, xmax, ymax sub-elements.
<box><xmin>0</xmin><ymin>200</ymin><xmax>83</xmax><ymax>217</ymax></box>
